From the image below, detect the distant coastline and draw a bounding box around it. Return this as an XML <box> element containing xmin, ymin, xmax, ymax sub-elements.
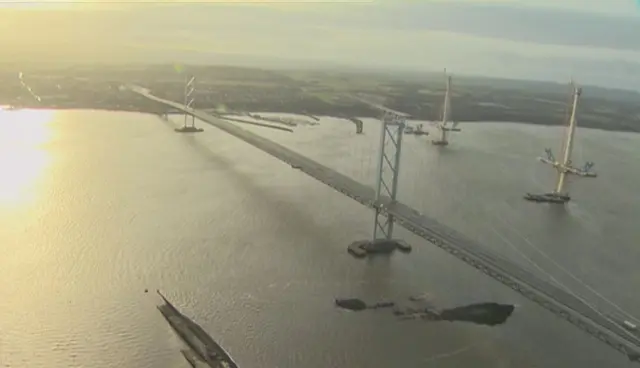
<box><xmin>1</xmin><ymin>64</ymin><xmax>638</xmax><ymax>133</ymax></box>
<box><xmin>4</xmin><ymin>104</ymin><xmax>638</xmax><ymax>136</ymax></box>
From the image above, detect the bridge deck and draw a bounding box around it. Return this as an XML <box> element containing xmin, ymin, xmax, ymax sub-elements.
<box><xmin>132</xmin><ymin>87</ymin><xmax>640</xmax><ymax>363</ymax></box>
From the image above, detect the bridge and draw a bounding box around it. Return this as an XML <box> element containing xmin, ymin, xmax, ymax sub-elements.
<box><xmin>126</xmin><ymin>81</ymin><xmax>640</xmax><ymax>363</ymax></box>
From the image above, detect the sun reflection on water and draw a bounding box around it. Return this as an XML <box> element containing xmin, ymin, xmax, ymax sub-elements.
<box><xmin>0</xmin><ymin>108</ymin><xmax>55</xmax><ymax>207</ymax></box>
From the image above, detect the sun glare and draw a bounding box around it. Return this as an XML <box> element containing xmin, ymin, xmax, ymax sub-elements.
<box><xmin>0</xmin><ymin>108</ymin><xmax>54</xmax><ymax>207</ymax></box>
<box><xmin>0</xmin><ymin>0</ymin><xmax>76</xmax><ymax>10</ymax></box>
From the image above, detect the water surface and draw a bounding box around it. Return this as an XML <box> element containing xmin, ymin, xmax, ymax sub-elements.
<box><xmin>1</xmin><ymin>109</ymin><xmax>639</xmax><ymax>367</ymax></box>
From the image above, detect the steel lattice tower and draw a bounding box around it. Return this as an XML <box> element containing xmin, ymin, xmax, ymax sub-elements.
<box><xmin>372</xmin><ymin>110</ymin><xmax>406</xmax><ymax>240</ymax></box>
<box><xmin>183</xmin><ymin>75</ymin><xmax>196</xmax><ymax>128</ymax></box>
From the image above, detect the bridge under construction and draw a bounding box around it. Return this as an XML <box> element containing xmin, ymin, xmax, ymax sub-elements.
<box><xmin>126</xmin><ymin>81</ymin><xmax>640</xmax><ymax>364</ymax></box>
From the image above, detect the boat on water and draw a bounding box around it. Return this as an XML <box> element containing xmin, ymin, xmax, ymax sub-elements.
<box><xmin>431</xmin><ymin>140</ymin><xmax>449</xmax><ymax>146</ymax></box>
<box><xmin>156</xmin><ymin>290</ymin><xmax>239</xmax><ymax>368</ymax></box>
<box><xmin>405</xmin><ymin>123</ymin><xmax>429</xmax><ymax>136</ymax></box>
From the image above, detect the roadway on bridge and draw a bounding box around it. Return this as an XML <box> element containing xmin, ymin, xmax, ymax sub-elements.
<box><xmin>129</xmin><ymin>86</ymin><xmax>640</xmax><ymax>363</ymax></box>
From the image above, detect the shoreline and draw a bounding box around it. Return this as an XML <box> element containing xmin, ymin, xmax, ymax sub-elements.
<box><xmin>2</xmin><ymin>104</ymin><xmax>638</xmax><ymax>134</ymax></box>
<box><xmin>3</xmin><ymin>64</ymin><xmax>638</xmax><ymax>134</ymax></box>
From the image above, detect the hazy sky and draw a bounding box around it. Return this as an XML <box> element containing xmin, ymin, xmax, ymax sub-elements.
<box><xmin>1</xmin><ymin>0</ymin><xmax>639</xmax><ymax>89</ymax></box>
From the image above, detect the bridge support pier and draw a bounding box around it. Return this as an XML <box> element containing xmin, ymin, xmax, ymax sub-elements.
<box><xmin>348</xmin><ymin>110</ymin><xmax>412</xmax><ymax>258</ymax></box>
<box><xmin>348</xmin><ymin>117</ymin><xmax>363</xmax><ymax>134</ymax></box>
<box><xmin>175</xmin><ymin>75</ymin><xmax>204</xmax><ymax>133</ymax></box>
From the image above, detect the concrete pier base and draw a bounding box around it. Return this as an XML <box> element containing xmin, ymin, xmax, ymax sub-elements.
<box><xmin>175</xmin><ymin>126</ymin><xmax>204</xmax><ymax>133</ymax></box>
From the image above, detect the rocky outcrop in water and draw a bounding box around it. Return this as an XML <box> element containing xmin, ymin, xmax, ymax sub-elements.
<box><xmin>335</xmin><ymin>296</ymin><xmax>515</xmax><ymax>327</ymax></box>
<box><xmin>335</xmin><ymin>298</ymin><xmax>395</xmax><ymax>311</ymax></box>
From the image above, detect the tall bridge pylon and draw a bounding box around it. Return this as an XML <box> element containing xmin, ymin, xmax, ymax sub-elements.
<box><xmin>431</xmin><ymin>69</ymin><xmax>461</xmax><ymax>146</ymax></box>
<box><xmin>525</xmin><ymin>81</ymin><xmax>596</xmax><ymax>204</ymax></box>
<box><xmin>175</xmin><ymin>75</ymin><xmax>204</xmax><ymax>133</ymax></box>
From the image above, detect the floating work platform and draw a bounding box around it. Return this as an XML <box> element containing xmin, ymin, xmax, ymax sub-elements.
<box><xmin>579</xmin><ymin>171</ymin><xmax>598</xmax><ymax>178</ymax></box>
<box><xmin>410</xmin><ymin>131</ymin><xmax>429</xmax><ymax>136</ymax></box>
<box><xmin>524</xmin><ymin>192</ymin><xmax>570</xmax><ymax>204</ymax></box>
<box><xmin>175</xmin><ymin>126</ymin><xmax>204</xmax><ymax>133</ymax></box>
<box><xmin>407</xmin><ymin>129</ymin><xmax>429</xmax><ymax>136</ymax></box>
<box><xmin>347</xmin><ymin>239</ymin><xmax>412</xmax><ymax>258</ymax></box>
<box><xmin>405</xmin><ymin>125</ymin><xmax>429</xmax><ymax>136</ymax></box>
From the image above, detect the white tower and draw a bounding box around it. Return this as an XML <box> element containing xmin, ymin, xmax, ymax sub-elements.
<box><xmin>525</xmin><ymin>81</ymin><xmax>597</xmax><ymax>203</ymax></box>
<box><xmin>432</xmin><ymin>69</ymin><xmax>461</xmax><ymax>146</ymax></box>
